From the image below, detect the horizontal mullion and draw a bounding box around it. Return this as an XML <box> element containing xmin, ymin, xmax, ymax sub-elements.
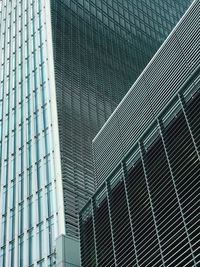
<box><xmin>128</xmin><ymin>194</ymin><xmax>150</xmax><ymax>213</ymax></box>
<box><xmin>126</xmin><ymin>176</ymin><xmax>146</xmax><ymax>194</ymax></box>
<box><xmin>127</xmin><ymin>185</ymin><xmax>149</xmax><ymax>204</ymax></box>
<box><xmin>183</xmin><ymin>202</ymin><xmax>200</xmax><ymax>223</ymax></box>
<box><xmin>95</xmin><ymin>240</ymin><xmax>113</xmax><ymax>253</ymax></box>
<box><xmin>163</xmin><ymin>119</ymin><xmax>188</xmax><ymax>139</ymax></box>
<box><xmin>150</xmin><ymin>178</ymin><xmax>174</xmax><ymax>201</ymax></box>
<box><xmin>151</xmin><ymin>189</ymin><xmax>176</xmax><ymax>210</ymax></box>
<box><xmin>94</xmin><ymin>203</ymin><xmax>109</xmax><ymax>216</ymax></box>
<box><xmin>113</xmin><ymin>224</ymin><xmax>132</xmax><ymax>240</ymax></box>
<box><xmin>109</xmin><ymin>186</ymin><xmax>126</xmax><ymax>200</ymax></box>
<box><xmin>80</xmin><ymin>227</ymin><xmax>94</xmax><ymax>237</ymax></box>
<box><xmin>114</xmin><ymin>232</ymin><xmax>134</xmax><ymax>251</ymax></box>
<box><xmin>138</xmin><ymin>246</ymin><xmax>161</xmax><ymax>266</ymax></box>
<box><xmin>164</xmin><ymin>244</ymin><xmax>192</xmax><ymax>266</ymax></box>
<box><xmin>97</xmin><ymin>254</ymin><xmax>115</xmax><ymax>267</ymax></box>
<box><xmin>175</xmin><ymin>162</ymin><xmax>200</xmax><ymax>186</ymax></box>
<box><xmin>163</xmin><ymin>234</ymin><xmax>189</xmax><ymax>256</ymax></box>
<box><xmin>147</xmin><ymin>166</ymin><xmax>172</xmax><ymax>189</ymax></box>
<box><xmin>164</xmin><ymin>127</ymin><xmax>190</xmax><ymax>145</ymax></box>
<box><xmin>126</xmin><ymin>169</ymin><xmax>145</xmax><ymax>182</ymax></box>
<box><xmin>169</xmin><ymin>154</ymin><xmax>196</xmax><ymax>172</ymax></box>
<box><xmin>96</xmin><ymin>244</ymin><xmax>114</xmax><ymax>259</ymax></box>
<box><xmin>144</xmin><ymin>149</ymin><xmax>166</xmax><ymax>167</ymax></box>
<box><xmin>137</xmin><ymin>239</ymin><xmax>160</xmax><ymax>261</ymax></box>
<box><xmin>81</xmin><ymin>248</ymin><xmax>95</xmax><ymax>259</ymax></box>
<box><xmin>116</xmin><ymin>247</ymin><xmax>136</xmax><ymax>265</ymax></box>
<box><xmin>157</xmin><ymin>210</ymin><xmax>183</xmax><ymax>234</ymax></box>
<box><xmin>145</xmin><ymin>139</ymin><xmax>163</xmax><ymax>156</ymax></box>
<box><xmin>96</xmin><ymin>228</ymin><xmax>113</xmax><ymax>246</ymax></box>
<box><xmin>81</xmin><ymin>222</ymin><xmax>93</xmax><ymax>232</ymax></box>
<box><xmin>135</xmin><ymin>227</ymin><xmax>158</xmax><ymax>251</ymax></box>
<box><xmin>147</xmin><ymin>253</ymin><xmax>164</xmax><ymax>267</ymax></box>
<box><xmin>109</xmin><ymin>198</ymin><xmax>129</xmax><ymax>213</ymax></box>
<box><xmin>135</xmin><ymin>226</ymin><xmax>157</xmax><ymax>247</ymax></box>
<box><xmin>164</xmin><ymin>135</ymin><xmax>192</xmax><ymax>153</ymax></box>
<box><xmin>117</xmin><ymin>251</ymin><xmax>137</xmax><ymax>267</ymax></box>
<box><xmin>188</xmin><ymin>224</ymin><xmax>200</xmax><ymax>242</ymax></box>
<box><xmin>171</xmin><ymin>158</ymin><xmax>198</xmax><ymax>177</ymax></box>
<box><xmin>187</xmin><ymin>118</ymin><xmax>200</xmax><ymax>134</ymax></box>
<box><xmin>145</xmin><ymin>162</ymin><xmax>170</xmax><ymax>182</ymax></box>
<box><xmin>152</xmin><ymin>189</ymin><xmax>177</xmax><ymax>212</ymax></box>
<box><xmin>159</xmin><ymin>221</ymin><xmax>186</xmax><ymax>243</ymax></box>
<box><xmin>134</xmin><ymin>227</ymin><xmax>157</xmax><ymax>246</ymax></box>
<box><xmin>81</xmin><ymin>236</ymin><xmax>94</xmax><ymax>244</ymax></box>
<box><xmin>130</xmin><ymin>206</ymin><xmax>153</xmax><ymax>226</ymax></box>
<box><xmin>111</xmin><ymin>216</ymin><xmax>130</xmax><ymax>231</ymax></box>
<box><xmin>95</xmin><ymin>229</ymin><xmax>112</xmax><ymax>244</ymax></box>
<box><xmin>81</xmin><ymin>245</ymin><xmax>95</xmax><ymax>256</ymax></box>
<box><xmin>127</xmin><ymin>164</ymin><xmax>144</xmax><ymax>179</ymax></box>
<box><xmin>169</xmin><ymin>149</ymin><xmax>197</xmax><ymax>169</ymax></box>
<box><xmin>81</xmin><ymin>249</ymin><xmax>96</xmax><ymax>261</ymax></box>
<box><xmin>94</xmin><ymin>207</ymin><xmax>109</xmax><ymax>219</ymax></box>
<box><xmin>81</xmin><ymin>258</ymin><xmax>96</xmax><ymax>267</ymax></box>
<box><xmin>94</xmin><ymin>218</ymin><xmax>111</xmax><ymax>229</ymax></box>
<box><xmin>115</xmin><ymin>241</ymin><xmax>135</xmax><ymax>259</ymax></box>
<box><xmin>187</xmin><ymin>125</ymin><xmax>200</xmax><ymax>139</ymax></box>
<box><xmin>177</xmin><ymin>178</ymin><xmax>200</xmax><ymax>202</ymax></box>
<box><xmin>161</xmin><ymin>226</ymin><xmax>186</xmax><ymax>250</ymax></box>
<box><xmin>155</xmin><ymin>199</ymin><xmax>179</xmax><ymax>221</ymax></box>
<box><xmin>168</xmin><ymin>254</ymin><xmax>194</xmax><ymax>267</ymax></box>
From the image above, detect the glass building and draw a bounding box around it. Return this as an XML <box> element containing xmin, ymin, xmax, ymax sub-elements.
<box><xmin>50</xmin><ymin>0</ymin><xmax>193</xmax><ymax>239</ymax></box>
<box><xmin>0</xmin><ymin>0</ymin><xmax>194</xmax><ymax>266</ymax></box>
<box><xmin>80</xmin><ymin>1</ymin><xmax>200</xmax><ymax>266</ymax></box>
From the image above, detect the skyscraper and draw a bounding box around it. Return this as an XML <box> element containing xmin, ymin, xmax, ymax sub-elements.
<box><xmin>0</xmin><ymin>0</ymin><xmax>194</xmax><ymax>266</ymax></box>
<box><xmin>80</xmin><ymin>1</ymin><xmax>200</xmax><ymax>266</ymax></box>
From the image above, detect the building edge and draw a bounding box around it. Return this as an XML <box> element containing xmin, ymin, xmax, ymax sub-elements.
<box><xmin>92</xmin><ymin>0</ymin><xmax>197</xmax><ymax>144</ymax></box>
<box><xmin>92</xmin><ymin>0</ymin><xmax>199</xmax><ymax>186</ymax></box>
<box><xmin>44</xmin><ymin>0</ymin><xmax>65</xmax><ymax>236</ymax></box>
<box><xmin>44</xmin><ymin>1</ymin><xmax>81</xmax><ymax>266</ymax></box>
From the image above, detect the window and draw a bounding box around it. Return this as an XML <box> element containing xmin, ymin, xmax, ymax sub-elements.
<box><xmin>0</xmin><ymin>248</ymin><xmax>5</xmax><ymax>267</ymax></box>
<box><xmin>28</xmin><ymin>229</ymin><xmax>33</xmax><ymax>265</ymax></box>
<box><xmin>9</xmin><ymin>210</ymin><xmax>15</xmax><ymax>241</ymax></box>
<box><xmin>36</xmin><ymin>223</ymin><xmax>44</xmax><ymax>260</ymax></box>
<box><xmin>1</xmin><ymin>216</ymin><xmax>6</xmax><ymax>246</ymax></box>
<box><xmin>18</xmin><ymin>202</ymin><xmax>24</xmax><ymax>235</ymax></box>
<box><xmin>28</xmin><ymin>197</ymin><xmax>33</xmax><ymax>229</ymax></box>
<box><xmin>27</xmin><ymin>167</ymin><xmax>33</xmax><ymax>196</ymax></box>
<box><xmin>18</xmin><ymin>236</ymin><xmax>24</xmax><ymax>267</ymax></box>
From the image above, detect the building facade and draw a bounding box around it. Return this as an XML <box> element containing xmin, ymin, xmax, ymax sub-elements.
<box><xmin>80</xmin><ymin>0</ymin><xmax>200</xmax><ymax>266</ymax></box>
<box><xmin>50</xmin><ymin>0</ymin><xmax>193</xmax><ymax>241</ymax></box>
<box><xmin>0</xmin><ymin>1</ymin><xmax>60</xmax><ymax>266</ymax></box>
<box><xmin>0</xmin><ymin>0</ymin><xmax>194</xmax><ymax>266</ymax></box>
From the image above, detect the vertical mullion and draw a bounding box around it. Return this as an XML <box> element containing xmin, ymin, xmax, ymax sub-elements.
<box><xmin>158</xmin><ymin>118</ymin><xmax>197</xmax><ymax>265</ymax></box>
<box><xmin>5</xmin><ymin>2</ymin><xmax>12</xmax><ymax>266</ymax></box>
<box><xmin>106</xmin><ymin>180</ymin><xmax>118</xmax><ymax>267</ymax></box>
<box><xmin>91</xmin><ymin>199</ymin><xmax>99</xmax><ymax>267</ymax></box>
<box><xmin>178</xmin><ymin>93</ymin><xmax>200</xmax><ymax>159</ymax></box>
<box><xmin>121</xmin><ymin>161</ymin><xmax>140</xmax><ymax>267</ymax></box>
<box><xmin>139</xmin><ymin>141</ymin><xmax>166</xmax><ymax>267</ymax></box>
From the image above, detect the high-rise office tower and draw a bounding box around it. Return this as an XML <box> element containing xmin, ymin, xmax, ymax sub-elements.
<box><xmin>80</xmin><ymin>1</ymin><xmax>200</xmax><ymax>266</ymax></box>
<box><xmin>0</xmin><ymin>0</ymin><xmax>193</xmax><ymax>266</ymax></box>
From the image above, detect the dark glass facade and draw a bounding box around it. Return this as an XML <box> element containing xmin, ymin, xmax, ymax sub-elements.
<box><xmin>80</xmin><ymin>78</ymin><xmax>200</xmax><ymax>267</ymax></box>
<box><xmin>80</xmin><ymin>1</ymin><xmax>200</xmax><ymax>265</ymax></box>
<box><xmin>50</xmin><ymin>0</ymin><xmax>193</xmax><ymax>237</ymax></box>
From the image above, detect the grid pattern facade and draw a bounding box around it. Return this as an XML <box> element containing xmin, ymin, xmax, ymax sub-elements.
<box><xmin>50</xmin><ymin>0</ymin><xmax>193</xmax><ymax>238</ymax></box>
<box><xmin>0</xmin><ymin>1</ymin><xmax>58</xmax><ymax>266</ymax></box>
<box><xmin>93</xmin><ymin>0</ymin><xmax>199</xmax><ymax>186</ymax></box>
<box><xmin>80</xmin><ymin>77</ymin><xmax>200</xmax><ymax>267</ymax></box>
